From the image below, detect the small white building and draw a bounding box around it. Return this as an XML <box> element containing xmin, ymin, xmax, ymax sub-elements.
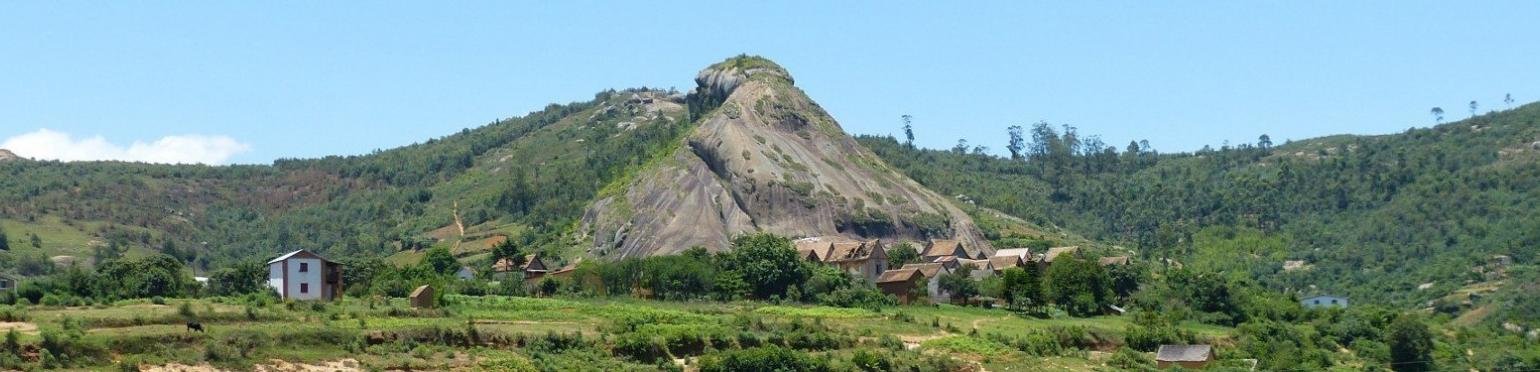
<box><xmin>267</xmin><ymin>249</ymin><xmax>343</xmax><ymax>301</ymax></box>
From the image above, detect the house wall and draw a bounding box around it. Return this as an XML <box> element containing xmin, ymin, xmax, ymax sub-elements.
<box><xmin>926</xmin><ymin>275</ymin><xmax>950</xmax><ymax>304</ymax></box>
<box><xmin>268</xmin><ymin>258</ymin><xmax>326</xmax><ymax>300</ymax></box>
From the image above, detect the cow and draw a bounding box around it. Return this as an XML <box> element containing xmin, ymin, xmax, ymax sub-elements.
<box><xmin>186</xmin><ymin>321</ymin><xmax>204</xmax><ymax>333</ymax></box>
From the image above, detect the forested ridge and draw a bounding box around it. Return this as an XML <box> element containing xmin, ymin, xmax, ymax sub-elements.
<box><xmin>860</xmin><ymin>101</ymin><xmax>1540</xmax><ymax>306</ymax></box>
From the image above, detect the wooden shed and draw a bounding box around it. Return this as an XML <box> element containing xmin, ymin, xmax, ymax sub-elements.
<box><xmin>409</xmin><ymin>285</ymin><xmax>435</xmax><ymax>308</ymax></box>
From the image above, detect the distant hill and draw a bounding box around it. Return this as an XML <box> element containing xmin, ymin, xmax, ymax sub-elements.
<box><xmin>0</xmin><ymin>56</ymin><xmax>991</xmax><ymax>271</ymax></box>
<box><xmin>582</xmin><ymin>56</ymin><xmax>991</xmax><ymax>257</ymax></box>
<box><xmin>860</xmin><ymin>102</ymin><xmax>1540</xmax><ymax>306</ymax></box>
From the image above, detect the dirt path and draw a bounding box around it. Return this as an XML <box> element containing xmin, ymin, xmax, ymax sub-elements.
<box><xmin>0</xmin><ymin>322</ymin><xmax>37</xmax><ymax>335</ymax></box>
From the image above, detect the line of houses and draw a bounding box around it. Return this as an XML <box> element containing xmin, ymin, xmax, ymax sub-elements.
<box><xmin>793</xmin><ymin>237</ymin><xmax>1131</xmax><ymax>305</ymax></box>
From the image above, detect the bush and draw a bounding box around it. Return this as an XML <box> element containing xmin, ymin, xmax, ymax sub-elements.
<box><xmin>1107</xmin><ymin>347</ymin><xmax>1156</xmax><ymax>371</ymax></box>
<box><xmin>698</xmin><ymin>346</ymin><xmax>831</xmax><ymax>372</ymax></box>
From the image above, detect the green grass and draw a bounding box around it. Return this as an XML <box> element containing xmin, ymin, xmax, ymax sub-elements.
<box><xmin>0</xmin><ymin>294</ymin><xmax>1234</xmax><ymax>370</ymax></box>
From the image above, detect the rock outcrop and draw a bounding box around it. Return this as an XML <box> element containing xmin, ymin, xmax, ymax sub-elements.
<box><xmin>0</xmin><ymin>149</ymin><xmax>17</xmax><ymax>162</ymax></box>
<box><xmin>583</xmin><ymin>56</ymin><xmax>992</xmax><ymax>257</ymax></box>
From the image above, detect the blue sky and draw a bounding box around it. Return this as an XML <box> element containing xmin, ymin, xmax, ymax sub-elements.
<box><xmin>3</xmin><ymin>2</ymin><xmax>1537</xmax><ymax>164</ymax></box>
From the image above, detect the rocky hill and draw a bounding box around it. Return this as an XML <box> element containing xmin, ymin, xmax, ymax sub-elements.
<box><xmin>583</xmin><ymin>56</ymin><xmax>991</xmax><ymax>257</ymax></box>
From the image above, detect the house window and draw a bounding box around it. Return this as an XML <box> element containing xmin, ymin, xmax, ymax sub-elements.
<box><xmin>299</xmin><ymin>262</ymin><xmax>309</xmax><ymax>272</ymax></box>
<box><xmin>0</xmin><ymin>280</ymin><xmax>9</xmax><ymax>289</ymax></box>
<box><xmin>300</xmin><ymin>283</ymin><xmax>310</xmax><ymax>293</ymax></box>
<box><xmin>1330</xmin><ymin>299</ymin><xmax>1338</xmax><ymax>305</ymax></box>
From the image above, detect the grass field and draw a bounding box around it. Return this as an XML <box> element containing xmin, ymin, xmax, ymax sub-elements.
<box><xmin>0</xmin><ymin>294</ymin><xmax>1234</xmax><ymax>371</ymax></box>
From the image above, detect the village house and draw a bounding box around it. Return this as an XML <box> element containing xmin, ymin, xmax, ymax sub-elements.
<box><xmin>794</xmin><ymin>238</ymin><xmax>834</xmax><ymax>262</ymax></box>
<box><xmin>901</xmin><ymin>262</ymin><xmax>952</xmax><ymax>304</ymax></box>
<box><xmin>494</xmin><ymin>254</ymin><xmax>548</xmax><ymax>281</ymax></box>
<box><xmin>922</xmin><ymin>239</ymin><xmax>969</xmax><ymax>261</ymax></box>
<box><xmin>0</xmin><ymin>273</ymin><xmax>15</xmax><ymax>292</ymax></box>
<box><xmin>455</xmin><ymin>266</ymin><xmax>477</xmax><ymax>281</ymax></box>
<box><xmin>875</xmin><ymin>268</ymin><xmax>925</xmax><ymax>304</ymax></box>
<box><xmin>988</xmin><ymin>255</ymin><xmax>1027</xmax><ymax>272</ymax></box>
<box><xmin>824</xmin><ymin>240</ymin><xmax>888</xmax><ymax>282</ymax></box>
<box><xmin>1038</xmin><ymin>246</ymin><xmax>1080</xmax><ymax>270</ymax></box>
<box><xmin>409</xmin><ymin>285</ymin><xmax>435</xmax><ymax>308</ymax></box>
<box><xmin>794</xmin><ymin>237</ymin><xmax>889</xmax><ymax>282</ymax></box>
<box><xmin>1155</xmin><ymin>344</ymin><xmax>1214</xmax><ymax>369</ymax></box>
<box><xmin>266</xmin><ymin>249</ymin><xmax>343</xmax><ymax>301</ymax></box>
<box><xmin>1098</xmin><ymin>256</ymin><xmax>1131</xmax><ymax>266</ymax></box>
<box><xmin>992</xmin><ymin>248</ymin><xmax>1032</xmax><ymax>260</ymax></box>
<box><xmin>1301</xmin><ymin>294</ymin><xmax>1348</xmax><ymax>309</ymax></box>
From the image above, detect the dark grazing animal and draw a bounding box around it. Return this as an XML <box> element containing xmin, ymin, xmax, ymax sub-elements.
<box><xmin>186</xmin><ymin>321</ymin><xmax>204</xmax><ymax>332</ymax></box>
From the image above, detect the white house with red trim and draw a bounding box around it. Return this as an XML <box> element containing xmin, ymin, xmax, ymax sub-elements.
<box><xmin>267</xmin><ymin>249</ymin><xmax>343</xmax><ymax>301</ymax></box>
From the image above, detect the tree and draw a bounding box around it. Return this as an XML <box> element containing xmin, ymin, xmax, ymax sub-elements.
<box><xmin>1505</xmin><ymin>93</ymin><xmax>1515</xmax><ymax>108</ymax></box>
<box><xmin>1430</xmin><ymin>107</ymin><xmax>1444</xmax><ymax>124</ymax></box>
<box><xmin>886</xmin><ymin>242</ymin><xmax>922</xmax><ymax>269</ymax></box>
<box><xmin>29</xmin><ymin>234</ymin><xmax>41</xmax><ymax>249</ymax></box>
<box><xmin>0</xmin><ymin>227</ymin><xmax>8</xmax><ymax>251</ymax></box>
<box><xmin>720</xmin><ymin>233</ymin><xmax>808</xmax><ymax>299</ymax></box>
<box><xmin>1257</xmin><ymin>134</ymin><xmax>1273</xmax><ymax>151</ymax></box>
<box><xmin>952</xmin><ymin>139</ymin><xmax>969</xmax><ymax>154</ymax></box>
<box><xmin>421</xmin><ymin>246</ymin><xmax>459</xmax><ymax>275</ymax></box>
<box><xmin>1042</xmin><ymin>257</ymin><xmax>1113</xmax><ymax>317</ymax></box>
<box><xmin>490</xmin><ymin>238</ymin><xmax>523</xmax><ymax>267</ymax></box>
<box><xmin>209</xmin><ymin>261</ymin><xmax>266</xmax><ymax>296</ymax></box>
<box><xmin>901</xmin><ymin>115</ymin><xmax>915</xmax><ymax>148</ymax></box>
<box><xmin>998</xmin><ymin>266</ymin><xmax>1041</xmax><ymax>310</ymax></box>
<box><xmin>937</xmin><ymin>265</ymin><xmax>979</xmax><ymax>304</ymax></box>
<box><xmin>1469</xmin><ymin>100</ymin><xmax>1479</xmax><ymax>117</ymax></box>
<box><xmin>1386</xmin><ymin>315</ymin><xmax>1434</xmax><ymax>372</ymax></box>
<box><xmin>1007</xmin><ymin>125</ymin><xmax>1026</xmax><ymax>160</ymax></box>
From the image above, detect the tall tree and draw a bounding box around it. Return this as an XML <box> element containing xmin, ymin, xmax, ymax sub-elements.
<box><xmin>1469</xmin><ymin>100</ymin><xmax>1479</xmax><ymax>117</ymax></box>
<box><xmin>901</xmin><ymin>115</ymin><xmax>915</xmax><ymax>148</ymax></box>
<box><xmin>421</xmin><ymin>246</ymin><xmax>459</xmax><ymax>275</ymax></box>
<box><xmin>1430</xmin><ymin>107</ymin><xmax>1444</xmax><ymax>124</ymax></box>
<box><xmin>1257</xmin><ymin>134</ymin><xmax>1273</xmax><ymax>151</ymax></box>
<box><xmin>952</xmin><ymin>139</ymin><xmax>969</xmax><ymax>154</ymax></box>
<box><xmin>1506</xmin><ymin>93</ymin><xmax>1515</xmax><ymax>108</ymax></box>
<box><xmin>1007</xmin><ymin>125</ymin><xmax>1026</xmax><ymax>160</ymax></box>
<box><xmin>1387</xmin><ymin>315</ymin><xmax>1434</xmax><ymax>372</ymax></box>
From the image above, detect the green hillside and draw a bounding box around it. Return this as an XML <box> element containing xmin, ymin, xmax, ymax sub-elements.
<box><xmin>860</xmin><ymin>102</ymin><xmax>1540</xmax><ymax>308</ymax></box>
<box><xmin>0</xmin><ymin>88</ymin><xmax>690</xmax><ymax>270</ymax></box>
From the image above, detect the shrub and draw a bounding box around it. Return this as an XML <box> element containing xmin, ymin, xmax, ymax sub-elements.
<box><xmin>698</xmin><ymin>346</ymin><xmax>831</xmax><ymax>372</ymax></box>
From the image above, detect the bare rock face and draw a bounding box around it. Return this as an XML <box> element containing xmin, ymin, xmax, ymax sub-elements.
<box><xmin>0</xmin><ymin>149</ymin><xmax>17</xmax><ymax>161</ymax></box>
<box><xmin>583</xmin><ymin>56</ymin><xmax>992</xmax><ymax>257</ymax></box>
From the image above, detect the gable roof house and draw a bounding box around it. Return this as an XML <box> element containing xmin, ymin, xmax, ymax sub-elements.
<box><xmin>993</xmin><ymin>248</ymin><xmax>1032</xmax><ymax>260</ymax></box>
<box><xmin>901</xmin><ymin>262</ymin><xmax>953</xmax><ymax>304</ymax></box>
<box><xmin>875</xmin><ymin>269</ymin><xmax>925</xmax><ymax>304</ymax></box>
<box><xmin>988</xmin><ymin>255</ymin><xmax>1027</xmax><ymax>271</ymax></box>
<box><xmin>794</xmin><ymin>238</ymin><xmax>835</xmax><ymax>262</ymax></box>
<box><xmin>823</xmin><ymin>240</ymin><xmax>889</xmax><ymax>282</ymax></box>
<box><xmin>267</xmin><ymin>249</ymin><xmax>343</xmax><ymax>301</ymax></box>
<box><xmin>922</xmin><ymin>239</ymin><xmax>969</xmax><ymax>261</ymax></box>
<box><xmin>1038</xmin><ymin>246</ymin><xmax>1080</xmax><ymax>270</ymax></box>
<box><xmin>494</xmin><ymin>254</ymin><xmax>548</xmax><ymax>278</ymax></box>
<box><xmin>1155</xmin><ymin>344</ymin><xmax>1214</xmax><ymax>369</ymax></box>
<box><xmin>1098</xmin><ymin>256</ymin><xmax>1131</xmax><ymax>266</ymax></box>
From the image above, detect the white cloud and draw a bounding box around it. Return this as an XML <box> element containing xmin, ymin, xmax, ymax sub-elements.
<box><xmin>1</xmin><ymin>129</ymin><xmax>251</xmax><ymax>165</ymax></box>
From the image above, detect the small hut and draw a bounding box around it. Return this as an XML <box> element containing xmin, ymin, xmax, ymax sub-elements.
<box><xmin>409</xmin><ymin>285</ymin><xmax>435</xmax><ymax>308</ymax></box>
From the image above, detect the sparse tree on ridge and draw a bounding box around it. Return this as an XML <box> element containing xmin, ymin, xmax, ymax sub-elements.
<box><xmin>1258</xmin><ymin>134</ymin><xmax>1273</xmax><ymax>151</ymax></box>
<box><xmin>1506</xmin><ymin>93</ymin><xmax>1515</xmax><ymax>109</ymax></box>
<box><xmin>901</xmin><ymin>115</ymin><xmax>915</xmax><ymax>148</ymax></box>
<box><xmin>1007</xmin><ymin>125</ymin><xmax>1026</xmax><ymax>160</ymax></box>
<box><xmin>953</xmin><ymin>139</ymin><xmax>969</xmax><ymax>154</ymax></box>
<box><xmin>1430</xmin><ymin>107</ymin><xmax>1444</xmax><ymax>124</ymax></box>
<box><xmin>1469</xmin><ymin>100</ymin><xmax>1479</xmax><ymax>117</ymax></box>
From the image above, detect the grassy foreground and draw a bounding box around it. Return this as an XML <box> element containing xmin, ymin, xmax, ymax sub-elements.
<box><xmin>0</xmin><ymin>295</ymin><xmax>1233</xmax><ymax>371</ymax></box>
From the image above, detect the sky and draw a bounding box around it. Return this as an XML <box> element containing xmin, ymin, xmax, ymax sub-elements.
<box><xmin>3</xmin><ymin>2</ymin><xmax>1538</xmax><ymax>165</ymax></box>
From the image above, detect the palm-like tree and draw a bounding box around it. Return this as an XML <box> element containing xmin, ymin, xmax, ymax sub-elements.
<box><xmin>1430</xmin><ymin>107</ymin><xmax>1444</xmax><ymax>124</ymax></box>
